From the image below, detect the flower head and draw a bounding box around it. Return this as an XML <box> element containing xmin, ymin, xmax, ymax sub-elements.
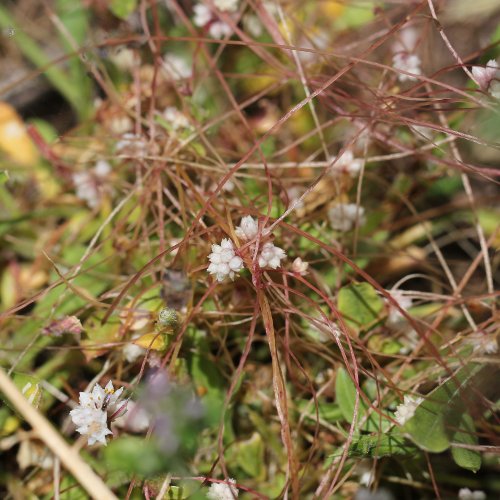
<box><xmin>214</xmin><ymin>0</ymin><xmax>239</xmax><ymax>12</ymax></box>
<box><xmin>207</xmin><ymin>478</ymin><xmax>239</xmax><ymax>500</ymax></box>
<box><xmin>258</xmin><ymin>242</ymin><xmax>286</xmax><ymax>269</ymax></box>
<box><xmin>69</xmin><ymin>381</ymin><xmax>124</xmax><ymax>446</ymax></box>
<box><xmin>334</xmin><ymin>150</ymin><xmax>363</xmax><ymax>177</ymax></box>
<box><xmin>235</xmin><ymin>215</ymin><xmax>259</xmax><ymax>241</ymax></box>
<box><xmin>162</xmin><ymin>53</ymin><xmax>192</xmax><ymax>80</ymax></box>
<box><xmin>73</xmin><ymin>160</ymin><xmax>111</xmax><ymax>209</ymax></box>
<box><xmin>471</xmin><ymin>60</ymin><xmax>499</xmax><ymax>92</ymax></box>
<box><xmin>394</xmin><ymin>394</ymin><xmax>423</xmax><ymax>426</ymax></box>
<box><xmin>387</xmin><ymin>290</ymin><xmax>413</xmax><ymax>325</ymax></box>
<box><xmin>328</xmin><ymin>203</ymin><xmax>366</xmax><ymax>232</ymax></box>
<box><xmin>292</xmin><ymin>257</ymin><xmax>308</xmax><ymax>276</ymax></box>
<box><xmin>458</xmin><ymin>488</ymin><xmax>486</xmax><ymax>500</ymax></box>
<box><xmin>193</xmin><ymin>4</ymin><xmax>212</xmax><ymax>27</ymax></box>
<box><xmin>208</xmin><ymin>238</ymin><xmax>244</xmax><ymax>281</ymax></box>
<box><xmin>209</xmin><ymin>20</ymin><xmax>233</xmax><ymax>39</ymax></box>
<box><xmin>192</xmin><ymin>2</ymin><xmax>234</xmax><ymax>39</ymax></box>
<box><xmin>115</xmin><ymin>133</ymin><xmax>147</xmax><ymax>157</ymax></box>
<box><xmin>392</xmin><ymin>53</ymin><xmax>422</xmax><ymax>82</ymax></box>
<box><xmin>163</xmin><ymin>106</ymin><xmax>191</xmax><ymax>131</ymax></box>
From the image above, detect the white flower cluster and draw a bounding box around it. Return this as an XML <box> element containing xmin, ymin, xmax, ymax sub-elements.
<box><xmin>193</xmin><ymin>3</ymin><xmax>235</xmax><ymax>39</ymax></box>
<box><xmin>258</xmin><ymin>242</ymin><xmax>286</xmax><ymax>269</ymax></box>
<box><xmin>387</xmin><ymin>290</ymin><xmax>413</xmax><ymax>325</ymax></box>
<box><xmin>392</xmin><ymin>26</ymin><xmax>421</xmax><ymax>82</ymax></box>
<box><xmin>214</xmin><ymin>0</ymin><xmax>239</xmax><ymax>12</ymax></box>
<box><xmin>208</xmin><ymin>238</ymin><xmax>244</xmax><ymax>282</ymax></box>
<box><xmin>471</xmin><ymin>59</ymin><xmax>500</xmax><ymax>99</ymax></box>
<box><xmin>162</xmin><ymin>53</ymin><xmax>192</xmax><ymax>80</ymax></box>
<box><xmin>235</xmin><ymin>216</ymin><xmax>286</xmax><ymax>270</ymax></box>
<box><xmin>235</xmin><ymin>215</ymin><xmax>259</xmax><ymax>240</ymax></box>
<box><xmin>394</xmin><ymin>394</ymin><xmax>423</xmax><ymax>426</ymax></box>
<box><xmin>115</xmin><ymin>133</ymin><xmax>147</xmax><ymax>157</ymax></box>
<box><xmin>73</xmin><ymin>160</ymin><xmax>111</xmax><ymax>209</ymax></box>
<box><xmin>333</xmin><ymin>150</ymin><xmax>363</xmax><ymax>177</ymax></box>
<box><xmin>468</xmin><ymin>333</ymin><xmax>498</xmax><ymax>355</ymax></box>
<box><xmin>162</xmin><ymin>106</ymin><xmax>192</xmax><ymax>131</ymax></box>
<box><xmin>458</xmin><ymin>488</ymin><xmax>486</xmax><ymax>500</ymax></box>
<box><xmin>207</xmin><ymin>478</ymin><xmax>239</xmax><ymax>500</ymax></box>
<box><xmin>328</xmin><ymin>203</ymin><xmax>366</xmax><ymax>232</ymax></box>
<box><xmin>207</xmin><ymin>216</ymin><xmax>287</xmax><ymax>282</ymax></box>
<box><xmin>69</xmin><ymin>381</ymin><xmax>124</xmax><ymax>446</ymax></box>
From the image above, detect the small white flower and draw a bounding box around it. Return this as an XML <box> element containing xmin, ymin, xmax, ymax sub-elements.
<box><xmin>334</xmin><ymin>150</ymin><xmax>363</xmax><ymax>177</ymax></box>
<box><xmin>192</xmin><ymin>2</ymin><xmax>235</xmax><ymax>39</ymax></box>
<box><xmin>70</xmin><ymin>407</ymin><xmax>112</xmax><ymax>446</ymax></box>
<box><xmin>243</xmin><ymin>14</ymin><xmax>263</xmax><ymax>38</ymax></box>
<box><xmin>115</xmin><ymin>133</ymin><xmax>147</xmax><ymax>157</ymax></box>
<box><xmin>209</xmin><ymin>20</ymin><xmax>233</xmax><ymax>39</ymax></box>
<box><xmin>214</xmin><ymin>0</ymin><xmax>239</xmax><ymax>13</ymax></box>
<box><xmin>123</xmin><ymin>335</ymin><xmax>146</xmax><ymax>363</ymax></box>
<box><xmin>163</xmin><ymin>53</ymin><xmax>192</xmax><ymax>80</ymax></box>
<box><xmin>356</xmin><ymin>460</ymin><xmax>374</xmax><ymax>488</ymax></box>
<box><xmin>286</xmin><ymin>187</ymin><xmax>305</xmax><ymax>209</ymax></box>
<box><xmin>458</xmin><ymin>488</ymin><xmax>486</xmax><ymax>500</ymax></box>
<box><xmin>208</xmin><ymin>238</ymin><xmax>244</xmax><ymax>282</ymax></box>
<box><xmin>328</xmin><ymin>203</ymin><xmax>366</xmax><ymax>232</ymax></box>
<box><xmin>109</xmin><ymin>47</ymin><xmax>138</xmax><ymax>71</ymax></box>
<box><xmin>163</xmin><ymin>106</ymin><xmax>191</xmax><ymax>131</ymax></box>
<box><xmin>392</xmin><ymin>26</ymin><xmax>419</xmax><ymax>54</ymax></box>
<box><xmin>490</xmin><ymin>81</ymin><xmax>500</xmax><ymax>99</ymax></box>
<box><xmin>393</xmin><ymin>53</ymin><xmax>421</xmax><ymax>82</ymax></box>
<box><xmin>207</xmin><ymin>478</ymin><xmax>239</xmax><ymax>500</ymax></box>
<box><xmin>469</xmin><ymin>333</ymin><xmax>498</xmax><ymax>355</ymax></box>
<box><xmin>94</xmin><ymin>159</ymin><xmax>111</xmax><ymax>177</ymax></box>
<box><xmin>292</xmin><ymin>257</ymin><xmax>308</xmax><ymax>275</ymax></box>
<box><xmin>258</xmin><ymin>242</ymin><xmax>286</xmax><ymax>269</ymax></box>
<box><xmin>193</xmin><ymin>4</ymin><xmax>212</xmax><ymax>27</ymax></box>
<box><xmin>69</xmin><ymin>381</ymin><xmax>124</xmax><ymax>446</ymax></box>
<box><xmin>72</xmin><ymin>160</ymin><xmax>110</xmax><ymax>209</ymax></box>
<box><xmin>471</xmin><ymin>59</ymin><xmax>499</xmax><ymax>92</ymax></box>
<box><xmin>387</xmin><ymin>290</ymin><xmax>413</xmax><ymax>325</ymax></box>
<box><xmin>394</xmin><ymin>395</ymin><xmax>423</xmax><ymax>426</ymax></box>
<box><xmin>235</xmin><ymin>215</ymin><xmax>259</xmax><ymax>240</ymax></box>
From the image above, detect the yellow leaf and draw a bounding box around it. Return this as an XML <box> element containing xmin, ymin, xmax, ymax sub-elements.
<box><xmin>133</xmin><ymin>332</ymin><xmax>167</xmax><ymax>351</ymax></box>
<box><xmin>0</xmin><ymin>102</ymin><xmax>39</xmax><ymax>166</ymax></box>
<box><xmin>320</xmin><ymin>1</ymin><xmax>344</xmax><ymax>17</ymax></box>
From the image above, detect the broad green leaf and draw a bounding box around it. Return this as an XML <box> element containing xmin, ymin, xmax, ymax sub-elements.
<box><xmin>330</xmin><ymin>431</ymin><xmax>416</xmax><ymax>459</ymax></box>
<box><xmin>450</xmin><ymin>414</ymin><xmax>481</xmax><ymax>472</ymax></box>
<box><xmin>405</xmin><ymin>363</ymin><xmax>485</xmax><ymax>453</ymax></box>
<box><xmin>338</xmin><ymin>282</ymin><xmax>383</xmax><ymax>331</ymax></box>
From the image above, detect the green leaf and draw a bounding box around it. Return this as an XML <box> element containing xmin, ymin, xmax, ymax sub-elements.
<box><xmin>187</xmin><ymin>330</ymin><xmax>235</xmax><ymax>442</ymax></box>
<box><xmin>338</xmin><ymin>282</ymin><xmax>383</xmax><ymax>332</ymax></box>
<box><xmin>330</xmin><ymin>431</ymin><xmax>416</xmax><ymax>459</ymax></box>
<box><xmin>109</xmin><ymin>0</ymin><xmax>138</xmax><ymax>19</ymax></box>
<box><xmin>451</xmin><ymin>414</ymin><xmax>481</xmax><ymax>472</ymax></box>
<box><xmin>229</xmin><ymin>432</ymin><xmax>265</xmax><ymax>479</ymax></box>
<box><xmin>335</xmin><ymin>367</ymin><xmax>389</xmax><ymax>432</ymax></box>
<box><xmin>105</xmin><ymin>437</ymin><xmax>167</xmax><ymax>477</ymax></box>
<box><xmin>0</xmin><ymin>5</ymin><xmax>85</xmax><ymax>117</ymax></box>
<box><xmin>405</xmin><ymin>363</ymin><xmax>485</xmax><ymax>453</ymax></box>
